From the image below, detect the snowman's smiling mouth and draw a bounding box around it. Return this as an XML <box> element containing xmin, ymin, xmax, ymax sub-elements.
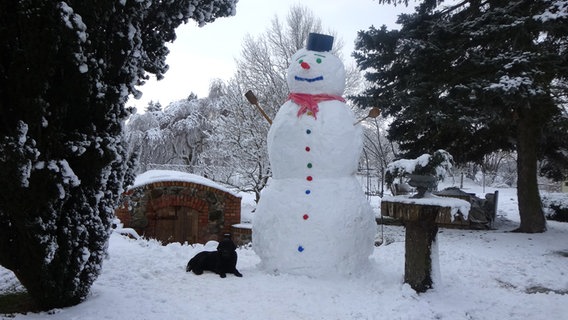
<box><xmin>295</xmin><ymin>75</ymin><xmax>323</xmax><ymax>83</ymax></box>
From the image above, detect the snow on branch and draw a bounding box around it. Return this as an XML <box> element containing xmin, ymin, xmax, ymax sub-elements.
<box><xmin>533</xmin><ymin>1</ymin><xmax>568</xmax><ymax>22</ymax></box>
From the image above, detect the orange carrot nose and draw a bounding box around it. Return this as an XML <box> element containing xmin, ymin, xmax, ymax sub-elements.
<box><xmin>300</xmin><ymin>62</ymin><xmax>310</xmax><ymax>69</ymax></box>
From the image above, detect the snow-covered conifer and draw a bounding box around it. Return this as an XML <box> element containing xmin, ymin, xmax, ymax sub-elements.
<box><xmin>0</xmin><ymin>0</ymin><xmax>237</xmax><ymax>308</ymax></box>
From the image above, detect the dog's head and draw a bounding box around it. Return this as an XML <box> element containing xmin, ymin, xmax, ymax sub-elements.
<box><xmin>217</xmin><ymin>234</ymin><xmax>237</xmax><ymax>258</ymax></box>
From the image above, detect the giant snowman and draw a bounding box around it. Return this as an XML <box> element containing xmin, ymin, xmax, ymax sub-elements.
<box><xmin>253</xmin><ymin>33</ymin><xmax>376</xmax><ymax>277</ymax></box>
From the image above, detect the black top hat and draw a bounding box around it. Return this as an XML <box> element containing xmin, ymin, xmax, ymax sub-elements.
<box><xmin>306</xmin><ymin>33</ymin><xmax>334</xmax><ymax>52</ymax></box>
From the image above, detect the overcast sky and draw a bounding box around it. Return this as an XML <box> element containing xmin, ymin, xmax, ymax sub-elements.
<box><xmin>127</xmin><ymin>0</ymin><xmax>416</xmax><ymax>112</ymax></box>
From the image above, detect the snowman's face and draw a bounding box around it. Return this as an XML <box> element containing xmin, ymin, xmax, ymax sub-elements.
<box><xmin>287</xmin><ymin>48</ymin><xmax>346</xmax><ymax>95</ymax></box>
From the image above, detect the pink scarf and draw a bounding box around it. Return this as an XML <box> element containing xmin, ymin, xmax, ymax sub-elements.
<box><xmin>287</xmin><ymin>93</ymin><xmax>345</xmax><ymax>119</ymax></box>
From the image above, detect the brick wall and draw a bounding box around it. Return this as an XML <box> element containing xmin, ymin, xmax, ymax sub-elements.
<box><xmin>231</xmin><ymin>225</ymin><xmax>252</xmax><ymax>246</ymax></box>
<box><xmin>115</xmin><ymin>180</ymin><xmax>241</xmax><ymax>245</ymax></box>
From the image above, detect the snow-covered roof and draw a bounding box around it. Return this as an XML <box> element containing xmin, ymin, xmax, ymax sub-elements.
<box><xmin>129</xmin><ymin>170</ymin><xmax>240</xmax><ymax>197</ymax></box>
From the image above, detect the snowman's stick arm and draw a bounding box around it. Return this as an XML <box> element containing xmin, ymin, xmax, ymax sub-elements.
<box><xmin>245</xmin><ymin>90</ymin><xmax>273</xmax><ymax>125</ymax></box>
<box><xmin>353</xmin><ymin>107</ymin><xmax>381</xmax><ymax>125</ymax></box>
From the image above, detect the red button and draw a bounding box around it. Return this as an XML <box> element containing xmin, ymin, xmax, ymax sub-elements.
<box><xmin>306</xmin><ymin>176</ymin><xmax>313</xmax><ymax>181</ymax></box>
<box><xmin>305</xmin><ymin>146</ymin><xmax>311</xmax><ymax>152</ymax></box>
<box><xmin>303</xmin><ymin>214</ymin><xmax>309</xmax><ymax>220</ymax></box>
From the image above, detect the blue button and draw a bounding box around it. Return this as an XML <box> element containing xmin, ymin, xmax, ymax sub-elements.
<box><xmin>305</xmin><ymin>190</ymin><xmax>311</xmax><ymax>195</ymax></box>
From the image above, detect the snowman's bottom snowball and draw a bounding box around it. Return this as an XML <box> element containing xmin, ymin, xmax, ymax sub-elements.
<box><xmin>252</xmin><ymin>177</ymin><xmax>376</xmax><ymax>277</ymax></box>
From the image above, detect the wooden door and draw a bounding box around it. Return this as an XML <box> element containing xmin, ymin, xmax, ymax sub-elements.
<box><xmin>154</xmin><ymin>206</ymin><xmax>198</xmax><ymax>244</ymax></box>
<box><xmin>175</xmin><ymin>206</ymin><xmax>198</xmax><ymax>244</ymax></box>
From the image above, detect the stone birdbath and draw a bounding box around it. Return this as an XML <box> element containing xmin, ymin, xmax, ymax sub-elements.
<box><xmin>407</xmin><ymin>174</ymin><xmax>438</xmax><ymax>198</ymax></box>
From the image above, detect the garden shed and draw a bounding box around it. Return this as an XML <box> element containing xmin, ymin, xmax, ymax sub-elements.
<box><xmin>115</xmin><ymin>170</ymin><xmax>241</xmax><ymax>244</ymax></box>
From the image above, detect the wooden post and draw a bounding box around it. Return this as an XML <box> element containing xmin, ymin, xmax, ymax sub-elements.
<box><xmin>381</xmin><ymin>196</ymin><xmax>470</xmax><ymax>292</ymax></box>
<box><xmin>403</xmin><ymin>205</ymin><xmax>439</xmax><ymax>293</ymax></box>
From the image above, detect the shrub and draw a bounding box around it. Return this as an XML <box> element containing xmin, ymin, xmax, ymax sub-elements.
<box><xmin>541</xmin><ymin>193</ymin><xmax>568</xmax><ymax>222</ymax></box>
<box><xmin>385</xmin><ymin>149</ymin><xmax>454</xmax><ymax>187</ymax></box>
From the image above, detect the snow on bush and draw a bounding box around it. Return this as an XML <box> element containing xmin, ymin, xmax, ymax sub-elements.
<box><xmin>385</xmin><ymin>149</ymin><xmax>454</xmax><ymax>186</ymax></box>
<box><xmin>541</xmin><ymin>192</ymin><xmax>568</xmax><ymax>222</ymax></box>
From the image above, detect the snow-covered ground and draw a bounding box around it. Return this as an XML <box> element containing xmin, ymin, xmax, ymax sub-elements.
<box><xmin>2</xmin><ymin>181</ymin><xmax>568</xmax><ymax>320</ymax></box>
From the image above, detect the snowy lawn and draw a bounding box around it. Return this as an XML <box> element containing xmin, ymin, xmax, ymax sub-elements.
<box><xmin>1</xmin><ymin>185</ymin><xmax>568</xmax><ymax>320</ymax></box>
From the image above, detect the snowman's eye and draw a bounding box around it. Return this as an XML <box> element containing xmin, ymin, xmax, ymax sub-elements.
<box><xmin>316</xmin><ymin>58</ymin><xmax>322</xmax><ymax>64</ymax></box>
<box><xmin>298</xmin><ymin>59</ymin><xmax>303</xmax><ymax>64</ymax></box>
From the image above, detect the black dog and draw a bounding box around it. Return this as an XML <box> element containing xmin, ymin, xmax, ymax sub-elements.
<box><xmin>186</xmin><ymin>234</ymin><xmax>243</xmax><ymax>278</ymax></box>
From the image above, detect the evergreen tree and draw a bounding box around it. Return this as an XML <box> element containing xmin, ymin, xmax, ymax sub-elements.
<box><xmin>355</xmin><ymin>0</ymin><xmax>568</xmax><ymax>232</ymax></box>
<box><xmin>0</xmin><ymin>0</ymin><xmax>236</xmax><ymax>308</ymax></box>
<box><xmin>188</xmin><ymin>92</ymin><xmax>199</xmax><ymax>101</ymax></box>
<box><xmin>146</xmin><ymin>100</ymin><xmax>163</xmax><ymax>113</ymax></box>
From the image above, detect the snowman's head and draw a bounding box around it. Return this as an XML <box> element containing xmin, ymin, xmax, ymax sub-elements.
<box><xmin>286</xmin><ymin>34</ymin><xmax>346</xmax><ymax>96</ymax></box>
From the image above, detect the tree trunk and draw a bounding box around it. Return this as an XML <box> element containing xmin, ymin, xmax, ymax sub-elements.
<box><xmin>514</xmin><ymin>106</ymin><xmax>546</xmax><ymax>233</ymax></box>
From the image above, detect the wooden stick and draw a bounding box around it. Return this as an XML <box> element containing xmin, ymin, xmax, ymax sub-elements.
<box><xmin>245</xmin><ymin>90</ymin><xmax>272</xmax><ymax>125</ymax></box>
